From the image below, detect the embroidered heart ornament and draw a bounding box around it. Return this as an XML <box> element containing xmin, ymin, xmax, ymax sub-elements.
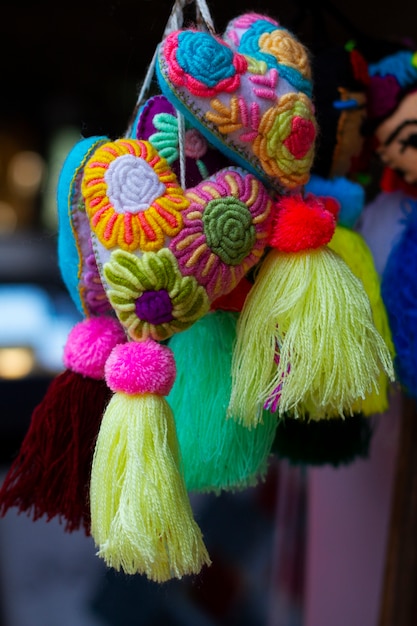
<box><xmin>156</xmin><ymin>13</ymin><xmax>317</xmax><ymax>193</ymax></box>
<box><xmin>81</xmin><ymin>138</ymin><xmax>273</xmax><ymax>341</ymax></box>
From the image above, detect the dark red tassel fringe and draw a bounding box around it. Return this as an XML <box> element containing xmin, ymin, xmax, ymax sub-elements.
<box><xmin>0</xmin><ymin>369</ymin><xmax>112</xmax><ymax>534</ymax></box>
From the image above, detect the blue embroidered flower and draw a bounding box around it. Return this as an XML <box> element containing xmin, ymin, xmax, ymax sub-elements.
<box><xmin>164</xmin><ymin>30</ymin><xmax>247</xmax><ymax>97</ymax></box>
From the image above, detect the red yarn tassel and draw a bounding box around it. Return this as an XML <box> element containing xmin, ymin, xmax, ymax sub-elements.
<box><xmin>0</xmin><ymin>370</ymin><xmax>112</xmax><ymax>533</ymax></box>
<box><xmin>0</xmin><ymin>316</ymin><xmax>126</xmax><ymax>534</ymax></box>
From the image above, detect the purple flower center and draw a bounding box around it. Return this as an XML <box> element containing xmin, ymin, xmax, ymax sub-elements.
<box><xmin>135</xmin><ymin>290</ymin><xmax>174</xmax><ymax>325</ymax></box>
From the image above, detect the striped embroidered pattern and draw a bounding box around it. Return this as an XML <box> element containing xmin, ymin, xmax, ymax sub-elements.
<box><xmin>82</xmin><ymin>139</ymin><xmax>189</xmax><ymax>252</ymax></box>
<box><xmin>169</xmin><ymin>168</ymin><xmax>272</xmax><ymax>300</ymax></box>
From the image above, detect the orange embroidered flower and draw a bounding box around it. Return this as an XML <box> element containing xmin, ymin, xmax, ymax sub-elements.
<box><xmin>258</xmin><ymin>29</ymin><xmax>311</xmax><ymax>80</ymax></box>
<box><xmin>82</xmin><ymin>139</ymin><xmax>189</xmax><ymax>252</ymax></box>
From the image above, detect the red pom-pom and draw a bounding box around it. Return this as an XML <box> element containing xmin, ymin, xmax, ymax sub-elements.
<box><xmin>268</xmin><ymin>194</ymin><xmax>336</xmax><ymax>252</ymax></box>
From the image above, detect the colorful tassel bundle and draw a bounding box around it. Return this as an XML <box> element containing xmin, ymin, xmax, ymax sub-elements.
<box><xmin>328</xmin><ymin>225</ymin><xmax>395</xmax><ymax>415</ymax></box>
<box><xmin>0</xmin><ymin>1</ymin><xmax>399</xmax><ymax>583</ymax></box>
<box><xmin>168</xmin><ymin>310</ymin><xmax>277</xmax><ymax>492</ymax></box>
<box><xmin>228</xmin><ymin>195</ymin><xmax>394</xmax><ymax>425</ymax></box>
<box><xmin>90</xmin><ymin>340</ymin><xmax>211</xmax><ymax>581</ymax></box>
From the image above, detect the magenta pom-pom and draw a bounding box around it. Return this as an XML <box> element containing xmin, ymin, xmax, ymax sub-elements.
<box><xmin>105</xmin><ymin>340</ymin><xmax>177</xmax><ymax>396</ymax></box>
<box><xmin>63</xmin><ymin>316</ymin><xmax>127</xmax><ymax>379</ymax></box>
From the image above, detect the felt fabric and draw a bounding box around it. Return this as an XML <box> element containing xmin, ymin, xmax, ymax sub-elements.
<box><xmin>57</xmin><ymin>135</ymin><xmax>111</xmax><ymax>317</ymax></box>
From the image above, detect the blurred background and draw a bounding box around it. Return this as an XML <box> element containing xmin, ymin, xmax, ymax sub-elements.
<box><xmin>0</xmin><ymin>1</ymin><xmax>416</xmax><ymax>625</ymax></box>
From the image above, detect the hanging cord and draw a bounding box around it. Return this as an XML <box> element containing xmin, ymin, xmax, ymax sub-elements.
<box><xmin>125</xmin><ymin>0</ymin><xmax>189</xmax><ymax>136</ymax></box>
<box><xmin>177</xmin><ymin>111</ymin><xmax>187</xmax><ymax>189</ymax></box>
<box><xmin>176</xmin><ymin>0</ymin><xmax>216</xmax><ymax>185</ymax></box>
<box><xmin>195</xmin><ymin>0</ymin><xmax>215</xmax><ymax>34</ymax></box>
<box><xmin>125</xmin><ymin>0</ymin><xmax>216</xmax><ymax>188</ymax></box>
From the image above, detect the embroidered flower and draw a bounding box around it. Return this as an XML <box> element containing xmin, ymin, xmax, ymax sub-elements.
<box><xmin>163</xmin><ymin>30</ymin><xmax>247</xmax><ymax>97</ymax></box>
<box><xmin>103</xmin><ymin>248</ymin><xmax>210</xmax><ymax>342</ymax></box>
<box><xmin>82</xmin><ymin>139</ymin><xmax>189</xmax><ymax>253</ymax></box>
<box><xmin>169</xmin><ymin>168</ymin><xmax>272</xmax><ymax>300</ymax></box>
<box><xmin>253</xmin><ymin>92</ymin><xmax>316</xmax><ymax>188</ymax></box>
<box><xmin>258</xmin><ymin>29</ymin><xmax>311</xmax><ymax>79</ymax></box>
<box><xmin>237</xmin><ymin>20</ymin><xmax>312</xmax><ymax>95</ymax></box>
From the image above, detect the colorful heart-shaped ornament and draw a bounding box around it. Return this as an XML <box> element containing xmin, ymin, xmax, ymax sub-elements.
<box><xmin>156</xmin><ymin>13</ymin><xmax>317</xmax><ymax>193</ymax></box>
<box><xmin>81</xmin><ymin>138</ymin><xmax>273</xmax><ymax>341</ymax></box>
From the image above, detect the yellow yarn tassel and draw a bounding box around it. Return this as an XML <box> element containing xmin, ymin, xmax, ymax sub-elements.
<box><xmin>328</xmin><ymin>226</ymin><xmax>395</xmax><ymax>415</ymax></box>
<box><xmin>228</xmin><ymin>246</ymin><xmax>395</xmax><ymax>425</ymax></box>
<box><xmin>90</xmin><ymin>393</ymin><xmax>211</xmax><ymax>581</ymax></box>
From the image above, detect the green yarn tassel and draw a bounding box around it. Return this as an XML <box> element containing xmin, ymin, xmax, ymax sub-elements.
<box><xmin>168</xmin><ymin>310</ymin><xmax>277</xmax><ymax>493</ymax></box>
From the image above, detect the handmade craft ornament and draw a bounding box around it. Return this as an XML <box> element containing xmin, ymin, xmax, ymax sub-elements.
<box><xmin>228</xmin><ymin>193</ymin><xmax>395</xmax><ymax>425</ymax></box>
<box><xmin>90</xmin><ymin>339</ymin><xmax>211</xmax><ymax>581</ymax></box>
<box><xmin>156</xmin><ymin>12</ymin><xmax>317</xmax><ymax>192</ymax></box>
<box><xmin>79</xmin><ymin>135</ymin><xmax>273</xmax><ymax>577</ymax></box>
<box><xmin>81</xmin><ymin>138</ymin><xmax>273</xmax><ymax>341</ymax></box>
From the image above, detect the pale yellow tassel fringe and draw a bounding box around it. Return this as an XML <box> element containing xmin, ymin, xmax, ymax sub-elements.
<box><xmin>90</xmin><ymin>393</ymin><xmax>211</xmax><ymax>582</ymax></box>
<box><xmin>329</xmin><ymin>226</ymin><xmax>395</xmax><ymax>416</ymax></box>
<box><xmin>228</xmin><ymin>246</ymin><xmax>395</xmax><ymax>425</ymax></box>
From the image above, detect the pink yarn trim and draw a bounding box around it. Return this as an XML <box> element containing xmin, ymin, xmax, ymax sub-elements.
<box><xmin>230</xmin><ymin>13</ymin><xmax>278</xmax><ymax>29</ymax></box>
<box><xmin>105</xmin><ymin>340</ymin><xmax>176</xmax><ymax>396</ymax></box>
<box><xmin>63</xmin><ymin>316</ymin><xmax>127</xmax><ymax>380</ymax></box>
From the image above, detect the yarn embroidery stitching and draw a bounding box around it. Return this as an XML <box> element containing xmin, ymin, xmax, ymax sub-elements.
<box><xmin>253</xmin><ymin>92</ymin><xmax>316</xmax><ymax>186</ymax></box>
<box><xmin>82</xmin><ymin>139</ymin><xmax>189</xmax><ymax>252</ymax></box>
<box><xmin>165</xmin><ymin>30</ymin><xmax>248</xmax><ymax>97</ymax></box>
<box><xmin>236</xmin><ymin>19</ymin><xmax>312</xmax><ymax>96</ymax></box>
<box><xmin>169</xmin><ymin>169</ymin><xmax>272</xmax><ymax>300</ymax></box>
<box><xmin>104</xmin><ymin>247</ymin><xmax>210</xmax><ymax>341</ymax></box>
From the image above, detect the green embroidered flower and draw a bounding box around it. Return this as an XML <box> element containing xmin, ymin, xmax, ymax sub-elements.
<box><xmin>103</xmin><ymin>248</ymin><xmax>210</xmax><ymax>341</ymax></box>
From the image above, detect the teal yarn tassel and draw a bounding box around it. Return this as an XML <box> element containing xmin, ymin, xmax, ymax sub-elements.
<box><xmin>168</xmin><ymin>310</ymin><xmax>277</xmax><ymax>493</ymax></box>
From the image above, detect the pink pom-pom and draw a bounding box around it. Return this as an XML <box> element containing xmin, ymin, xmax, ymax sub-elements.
<box><xmin>268</xmin><ymin>194</ymin><xmax>336</xmax><ymax>252</ymax></box>
<box><xmin>63</xmin><ymin>316</ymin><xmax>127</xmax><ymax>379</ymax></box>
<box><xmin>105</xmin><ymin>340</ymin><xmax>177</xmax><ymax>396</ymax></box>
